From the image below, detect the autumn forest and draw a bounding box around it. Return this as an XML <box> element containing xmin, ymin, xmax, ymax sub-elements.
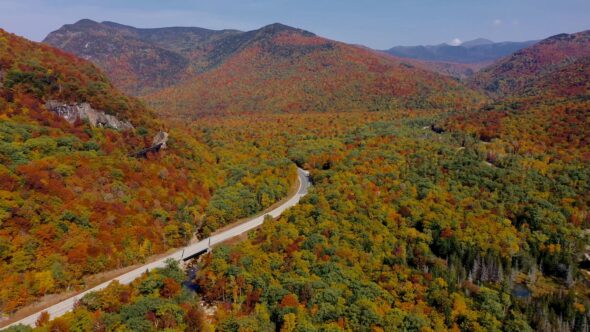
<box><xmin>0</xmin><ymin>9</ymin><xmax>589</xmax><ymax>332</ymax></box>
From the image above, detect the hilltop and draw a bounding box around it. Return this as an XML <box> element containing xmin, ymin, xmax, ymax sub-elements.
<box><xmin>45</xmin><ymin>20</ymin><xmax>483</xmax><ymax>117</ymax></box>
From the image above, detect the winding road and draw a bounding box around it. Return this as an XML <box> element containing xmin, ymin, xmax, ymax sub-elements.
<box><xmin>3</xmin><ymin>168</ymin><xmax>310</xmax><ymax>329</ymax></box>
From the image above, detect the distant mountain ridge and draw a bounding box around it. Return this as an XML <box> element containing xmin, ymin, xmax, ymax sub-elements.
<box><xmin>460</xmin><ymin>38</ymin><xmax>494</xmax><ymax>47</ymax></box>
<box><xmin>44</xmin><ymin>20</ymin><xmax>482</xmax><ymax>117</ymax></box>
<box><xmin>385</xmin><ymin>38</ymin><xmax>538</xmax><ymax>64</ymax></box>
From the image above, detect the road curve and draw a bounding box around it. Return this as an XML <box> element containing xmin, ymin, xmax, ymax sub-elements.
<box><xmin>4</xmin><ymin>167</ymin><xmax>311</xmax><ymax>329</ymax></box>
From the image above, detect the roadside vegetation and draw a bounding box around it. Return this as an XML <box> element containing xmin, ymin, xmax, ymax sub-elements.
<box><xmin>0</xmin><ymin>29</ymin><xmax>293</xmax><ymax>316</ymax></box>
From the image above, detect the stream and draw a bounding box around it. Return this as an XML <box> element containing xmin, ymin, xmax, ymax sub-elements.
<box><xmin>182</xmin><ymin>266</ymin><xmax>201</xmax><ymax>292</ymax></box>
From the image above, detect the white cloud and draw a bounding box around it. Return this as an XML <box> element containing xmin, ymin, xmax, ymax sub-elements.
<box><xmin>493</xmin><ymin>19</ymin><xmax>503</xmax><ymax>27</ymax></box>
<box><xmin>449</xmin><ymin>38</ymin><xmax>462</xmax><ymax>46</ymax></box>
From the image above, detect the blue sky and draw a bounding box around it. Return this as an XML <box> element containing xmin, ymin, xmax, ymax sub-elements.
<box><xmin>1</xmin><ymin>0</ymin><xmax>589</xmax><ymax>48</ymax></box>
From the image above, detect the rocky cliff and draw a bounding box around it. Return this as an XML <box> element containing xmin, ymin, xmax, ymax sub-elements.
<box><xmin>129</xmin><ymin>131</ymin><xmax>169</xmax><ymax>158</ymax></box>
<box><xmin>45</xmin><ymin>100</ymin><xmax>134</xmax><ymax>130</ymax></box>
<box><xmin>152</xmin><ymin>131</ymin><xmax>169</xmax><ymax>149</ymax></box>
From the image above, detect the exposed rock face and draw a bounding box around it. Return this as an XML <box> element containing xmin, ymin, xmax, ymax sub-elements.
<box><xmin>152</xmin><ymin>131</ymin><xmax>169</xmax><ymax>149</ymax></box>
<box><xmin>130</xmin><ymin>131</ymin><xmax>169</xmax><ymax>158</ymax></box>
<box><xmin>45</xmin><ymin>100</ymin><xmax>134</xmax><ymax>130</ymax></box>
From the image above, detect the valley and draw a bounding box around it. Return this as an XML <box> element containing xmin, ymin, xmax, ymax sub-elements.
<box><xmin>0</xmin><ymin>7</ymin><xmax>589</xmax><ymax>332</ymax></box>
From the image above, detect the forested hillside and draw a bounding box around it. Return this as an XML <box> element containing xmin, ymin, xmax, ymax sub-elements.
<box><xmin>0</xmin><ymin>29</ymin><xmax>294</xmax><ymax>317</ymax></box>
<box><xmin>43</xmin><ymin>20</ymin><xmax>242</xmax><ymax>95</ymax></box>
<box><xmin>471</xmin><ymin>30</ymin><xmax>590</xmax><ymax>98</ymax></box>
<box><xmin>5</xmin><ymin>21</ymin><xmax>590</xmax><ymax>332</ymax></box>
<box><xmin>45</xmin><ymin>20</ymin><xmax>484</xmax><ymax>117</ymax></box>
<box><xmin>146</xmin><ymin>25</ymin><xmax>481</xmax><ymax>117</ymax></box>
<box><xmin>11</xmin><ymin>260</ymin><xmax>211</xmax><ymax>331</ymax></box>
<box><xmin>444</xmin><ymin>30</ymin><xmax>590</xmax><ymax>161</ymax></box>
<box><xmin>190</xmin><ymin>112</ymin><xmax>590</xmax><ymax>331</ymax></box>
<box><xmin>28</xmin><ymin>111</ymin><xmax>590</xmax><ymax>331</ymax></box>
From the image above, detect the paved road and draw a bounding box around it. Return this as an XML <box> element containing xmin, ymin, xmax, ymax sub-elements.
<box><xmin>4</xmin><ymin>168</ymin><xmax>310</xmax><ymax>329</ymax></box>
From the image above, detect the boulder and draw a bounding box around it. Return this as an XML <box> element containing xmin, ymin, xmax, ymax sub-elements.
<box><xmin>129</xmin><ymin>131</ymin><xmax>170</xmax><ymax>158</ymax></box>
<box><xmin>45</xmin><ymin>100</ymin><xmax>134</xmax><ymax>131</ymax></box>
<box><xmin>152</xmin><ymin>131</ymin><xmax>169</xmax><ymax>149</ymax></box>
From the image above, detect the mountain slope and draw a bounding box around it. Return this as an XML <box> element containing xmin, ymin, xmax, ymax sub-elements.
<box><xmin>385</xmin><ymin>39</ymin><xmax>538</xmax><ymax>64</ymax></box>
<box><xmin>45</xmin><ymin>21</ymin><xmax>483</xmax><ymax>117</ymax></box>
<box><xmin>1</xmin><ymin>26</ymin><xmax>149</xmax><ymax>122</ymax></box>
<box><xmin>471</xmin><ymin>30</ymin><xmax>590</xmax><ymax>97</ymax></box>
<box><xmin>402</xmin><ymin>58</ymin><xmax>491</xmax><ymax>79</ymax></box>
<box><xmin>99</xmin><ymin>21</ymin><xmax>241</xmax><ymax>55</ymax></box>
<box><xmin>43</xmin><ymin>19</ymin><xmax>197</xmax><ymax>94</ymax></box>
<box><xmin>0</xmin><ymin>28</ymin><xmax>304</xmax><ymax>317</ymax></box>
<box><xmin>0</xmin><ymin>28</ymin><xmax>221</xmax><ymax>313</ymax></box>
<box><xmin>144</xmin><ymin>23</ymin><xmax>482</xmax><ymax>117</ymax></box>
<box><xmin>445</xmin><ymin>30</ymin><xmax>590</xmax><ymax>160</ymax></box>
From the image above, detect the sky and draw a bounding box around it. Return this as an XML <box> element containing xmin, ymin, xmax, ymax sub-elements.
<box><xmin>0</xmin><ymin>0</ymin><xmax>589</xmax><ymax>49</ymax></box>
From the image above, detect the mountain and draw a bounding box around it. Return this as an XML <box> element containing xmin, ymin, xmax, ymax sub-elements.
<box><xmin>0</xmin><ymin>28</ymin><xmax>226</xmax><ymax>314</ymax></box>
<box><xmin>45</xmin><ymin>21</ymin><xmax>483</xmax><ymax>117</ymax></box>
<box><xmin>445</xmin><ymin>30</ymin><xmax>590</xmax><ymax>160</ymax></box>
<box><xmin>385</xmin><ymin>39</ymin><xmax>538</xmax><ymax>64</ymax></box>
<box><xmin>471</xmin><ymin>30</ymin><xmax>590</xmax><ymax>97</ymax></box>
<box><xmin>146</xmin><ymin>23</ymin><xmax>484</xmax><ymax>117</ymax></box>
<box><xmin>43</xmin><ymin>19</ymin><xmax>241</xmax><ymax>94</ymax></box>
<box><xmin>99</xmin><ymin>21</ymin><xmax>242</xmax><ymax>55</ymax></box>
<box><xmin>7</xmin><ymin>22</ymin><xmax>590</xmax><ymax>332</ymax></box>
<box><xmin>461</xmin><ymin>38</ymin><xmax>494</xmax><ymax>47</ymax></box>
<box><xmin>1</xmin><ymin>28</ymin><xmax>152</xmax><ymax>123</ymax></box>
